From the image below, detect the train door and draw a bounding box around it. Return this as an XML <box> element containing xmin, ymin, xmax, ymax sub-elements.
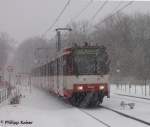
<box><xmin>53</xmin><ymin>60</ymin><xmax>58</xmax><ymax>94</ymax></box>
<box><xmin>47</xmin><ymin>63</ymin><xmax>50</xmax><ymax>91</ymax></box>
<box><xmin>56</xmin><ymin>59</ymin><xmax>59</xmax><ymax>94</ymax></box>
<box><xmin>58</xmin><ymin>57</ymin><xmax>64</xmax><ymax>96</ymax></box>
<box><xmin>50</xmin><ymin>61</ymin><xmax>55</xmax><ymax>93</ymax></box>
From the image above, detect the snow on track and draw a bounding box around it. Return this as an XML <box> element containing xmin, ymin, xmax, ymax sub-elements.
<box><xmin>115</xmin><ymin>93</ymin><xmax>150</xmax><ymax>102</ymax></box>
<box><xmin>81</xmin><ymin>108</ymin><xmax>149</xmax><ymax>127</ymax></box>
<box><xmin>113</xmin><ymin>94</ymin><xmax>150</xmax><ymax>105</ymax></box>
<box><xmin>78</xmin><ymin>109</ymin><xmax>111</xmax><ymax>127</ymax></box>
<box><xmin>0</xmin><ymin>87</ymin><xmax>106</xmax><ymax>127</ymax></box>
<box><xmin>0</xmin><ymin>86</ymin><xmax>150</xmax><ymax>127</ymax></box>
<box><xmin>102</xmin><ymin>94</ymin><xmax>150</xmax><ymax>123</ymax></box>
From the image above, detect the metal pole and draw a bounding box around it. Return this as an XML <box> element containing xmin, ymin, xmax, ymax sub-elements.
<box><xmin>129</xmin><ymin>83</ymin><xmax>131</xmax><ymax>94</ymax></box>
<box><xmin>57</xmin><ymin>31</ymin><xmax>61</xmax><ymax>51</ymax></box>
<box><xmin>8</xmin><ymin>72</ymin><xmax>11</xmax><ymax>86</ymax></box>
<box><xmin>125</xmin><ymin>83</ymin><xmax>126</xmax><ymax>93</ymax></box>
<box><xmin>149</xmin><ymin>83</ymin><xmax>150</xmax><ymax>96</ymax></box>
<box><xmin>121</xmin><ymin>83</ymin><xmax>122</xmax><ymax>91</ymax></box>
<box><xmin>56</xmin><ymin>27</ymin><xmax>72</xmax><ymax>51</ymax></box>
<box><xmin>141</xmin><ymin>84</ymin><xmax>143</xmax><ymax>96</ymax></box>
<box><xmin>0</xmin><ymin>90</ymin><xmax>1</xmax><ymax>103</ymax></box>
<box><xmin>135</xmin><ymin>84</ymin><xmax>136</xmax><ymax>94</ymax></box>
<box><xmin>28</xmin><ymin>74</ymin><xmax>32</xmax><ymax>93</ymax></box>
<box><xmin>145</xmin><ymin>80</ymin><xmax>147</xmax><ymax>96</ymax></box>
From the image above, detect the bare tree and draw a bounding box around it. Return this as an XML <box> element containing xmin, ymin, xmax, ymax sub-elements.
<box><xmin>13</xmin><ymin>37</ymin><xmax>50</xmax><ymax>73</ymax></box>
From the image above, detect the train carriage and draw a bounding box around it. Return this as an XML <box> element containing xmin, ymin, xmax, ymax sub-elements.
<box><xmin>32</xmin><ymin>44</ymin><xmax>110</xmax><ymax>107</ymax></box>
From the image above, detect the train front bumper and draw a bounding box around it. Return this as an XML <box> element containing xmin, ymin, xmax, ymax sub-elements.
<box><xmin>63</xmin><ymin>83</ymin><xmax>109</xmax><ymax>98</ymax></box>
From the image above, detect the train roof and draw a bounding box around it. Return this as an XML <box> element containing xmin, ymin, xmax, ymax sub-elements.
<box><xmin>32</xmin><ymin>44</ymin><xmax>107</xmax><ymax>70</ymax></box>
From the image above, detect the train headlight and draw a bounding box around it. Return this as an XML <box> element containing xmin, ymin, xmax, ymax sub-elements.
<box><xmin>77</xmin><ymin>86</ymin><xmax>83</xmax><ymax>91</ymax></box>
<box><xmin>99</xmin><ymin>85</ymin><xmax>105</xmax><ymax>90</ymax></box>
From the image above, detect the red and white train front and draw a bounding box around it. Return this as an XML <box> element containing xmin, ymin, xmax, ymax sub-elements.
<box><xmin>62</xmin><ymin>46</ymin><xmax>110</xmax><ymax>106</ymax></box>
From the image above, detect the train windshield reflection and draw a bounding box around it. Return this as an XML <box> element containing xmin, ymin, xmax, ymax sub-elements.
<box><xmin>74</xmin><ymin>54</ymin><xmax>97</xmax><ymax>75</ymax></box>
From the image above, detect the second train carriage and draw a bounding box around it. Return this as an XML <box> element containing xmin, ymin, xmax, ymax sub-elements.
<box><xmin>32</xmin><ymin>44</ymin><xmax>110</xmax><ymax>107</ymax></box>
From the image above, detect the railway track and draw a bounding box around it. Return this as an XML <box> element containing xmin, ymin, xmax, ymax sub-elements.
<box><xmin>77</xmin><ymin>104</ymin><xmax>150</xmax><ymax>127</ymax></box>
<box><xmin>100</xmin><ymin>105</ymin><xmax>150</xmax><ymax>126</ymax></box>
<box><xmin>115</xmin><ymin>93</ymin><xmax>150</xmax><ymax>100</ymax></box>
<box><xmin>112</xmin><ymin>93</ymin><xmax>150</xmax><ymax>105</ymax></box>
<box><xmin>78</xmin><ymin>108</ymin><xmax>111</xmax><ymax>127</ymax></box>
<box><xmin>57</xmin><ymin>93</ymin><xmax>150</xmax><ymax>126</ymax></box>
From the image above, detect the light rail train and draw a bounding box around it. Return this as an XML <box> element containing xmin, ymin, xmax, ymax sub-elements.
<box><xmin>31</xmin><ymin>44</ymin><xmax>110</xmax><ymax>107</ymax></box>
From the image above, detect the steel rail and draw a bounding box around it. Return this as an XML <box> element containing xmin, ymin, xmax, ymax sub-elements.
<box><xmin>112</xmin><ymin>93</ymin><xmax>150</xmax><ymax>105</ymax></box>
<box><xmin>115</xmin><ymin>93</ymin><xmax>150</xmax><ymax>101</ymax></box>
<box><xmin>100</xmin><ymin>105</ymin><xmax>150</xmax><ymax>126</ymax></box>
<box><xmin>78</xmin><ymin>108</ymin><xmax>111</xmax><ymax>127</ymax></box>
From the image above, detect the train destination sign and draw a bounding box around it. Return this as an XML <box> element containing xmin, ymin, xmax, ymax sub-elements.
<box><xmin>75</xmin><ymin>48</ymin><xmax>98</xmax><ymax>55</ymax></box>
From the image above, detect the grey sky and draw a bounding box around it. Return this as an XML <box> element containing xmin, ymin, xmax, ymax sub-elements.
<box><xmin>0</xmin><ymin>0</ymin><xmax>150</xmax><ymax>42</ymax></box>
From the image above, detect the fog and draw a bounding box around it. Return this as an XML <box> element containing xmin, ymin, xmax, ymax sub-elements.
<box><xmin>0</xmin><ymin>1</ymin><xmax>150</xmax><ymax>82</ymax></box>
<box><xmin>0</xmin><ymin>1</ymin><xmax>150</xmax><ymax>42</ymax></box>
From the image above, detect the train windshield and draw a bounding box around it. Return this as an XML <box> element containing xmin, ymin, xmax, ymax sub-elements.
<box><xmin>74</xmin><ymin>54</ymin><xmax>97</xmax><ymax>75</ymax></box>
<box><xmin>74</xmin><ymin>48</ymin><xmax>109</xmax><ymax>75</ymax></box>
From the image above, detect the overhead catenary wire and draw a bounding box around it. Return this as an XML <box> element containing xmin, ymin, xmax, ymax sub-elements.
<box><xmin>42</xmin><ymin>0</ymin><xmax>72</xmax><ymax>37</ymax></box>
<box><xmin>98</xmin><ymin>1</ymin><xmax>123</xmax><ymax>23</ymax></box>
<box><xmin>41</xmin><ymin>0</ymin><xmax>133</xmax><ymax>39</ymax></box>
<box><xmin>98</xmin><ymin>1</ymin><xmax>134</xmax><ymax>25</ymax></box>
<box><xmin>110</xmin><ymin>1</ymin><xmax>123</xmax><ymax>14</ymax></box>
<box><xmin>91</xmin><ymin>0</ymin><xmax>108</xmax><ymax>22</ymax></box>
<box><xmin>71</xmin><ymin>0</ymin><xmax>93</xmax><ymax>22</ymax></box>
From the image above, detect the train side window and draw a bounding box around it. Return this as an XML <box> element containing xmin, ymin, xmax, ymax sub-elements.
<box><xmin>42</xmin><ymin>66</ymin><xmax>45</xmax><ymax>76</ymax></box>
<box><xmin>41</xmin><ymin>67</ymin><xmax>43</xmax><ymax>76</ymax></box>
<box><xmin>50</xmin><ymin>62</ymin><xmax>52</xmax><ymax>76</ymax></box>
<box><xmin>41</xmin><ymin>66</ymin><xmax>42</xmax><ymax>76</ymax></box>
<box><xmin>45</xmin><ymin>65</ymin><xmax>47</xmax><ymax>76</ymax></box>
<box><xmin>63</xmin><ymin>56</ymin><xmax>67</xmax><ymax>75</ymax></box>
<box><xmin>39</xmin><ymin>68</ymin><xmax>40</xmax><ymax>76</ymax></box>
<box><xmin>40</xmin><ymin>67</ymin><xmax>41</xmax><ymax>76</ymax></box>
<box><xmin>48</xmin><ymin>63</ymin><xmax>51</xmax><ymax>76</ymax></box>
<box><xmin>51</xmin><ymin>61</ymin><xmax>54</xmax><ymax>75</ymax></box>
<box><xmin>45</xmin><ymin>65</ymin><xmax>46</xmax><ymax>76</ymax></box>
<box><xmin>66</xmin><ymin>54</ymin><xmax>73</xmax><ymax>75</ymax></box>
<box><xmin>60</xmin><ymin>56</ymin><xmax>63</xmax><ymax>75</ymax></box>
<box><xmin>44</xmin><ymin>65</ymin><xmax>46</xmax><ymax>76</ymax></box>
<box><xmin>54</xmin><ymin>60</ymin><xmax>57</xmax><ymax>75</ymax></box>
<box><xmin>42</xmin><ymin>66</ymin><xmax>44</xmax><ymax>76</ymax></box>
<box><xmin>57</xmin><ymin>58</ymin><xmax>62</xmax><ymax>75</ymax></box>
<box><xmin>46</xmin><ymin>64</ymin><xmax>48</xmax><ymax>76</ymax></box>
<box><xmin>0</xmin><ymin>76</ymin><xmax>2</xmax><ymax>82</ymax></box>
<box><xmin>57</xmin><ymin>58</ymin><xmax>60</xmax><ymax>75</ymax></box>
<box><xmin>47</xmin><ymin>63</ymin><xmax>49</xmax><ymax>76</ymax></box>
<box><xmin>58</xmin><ymin>58</ymin><xmax>61</xmax><ymax>75</ymax></box>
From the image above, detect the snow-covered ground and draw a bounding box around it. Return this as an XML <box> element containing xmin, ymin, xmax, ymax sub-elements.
<box><xmin>100</xmin><ymin>84</ymin><xmax>150</xmax><ymax>124</ymax></box>
<box><xmin>0</xmin><ymin>83</ymin><xmax>149</xmax><ymax>127</ymax></box>
<box><xmin>102</xmin><ymin>94</ymin><xmax>150</xmax><ymax>123</ymax></box>
<box><xmin>82</xmin><ymin>107</ymin><xmax>149</xmax><ymax>127</ymax></box>
<box><xmin>0</xmin><ymin>86</ymin><xmax>107</xmax><ymax>127</ymax></box>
